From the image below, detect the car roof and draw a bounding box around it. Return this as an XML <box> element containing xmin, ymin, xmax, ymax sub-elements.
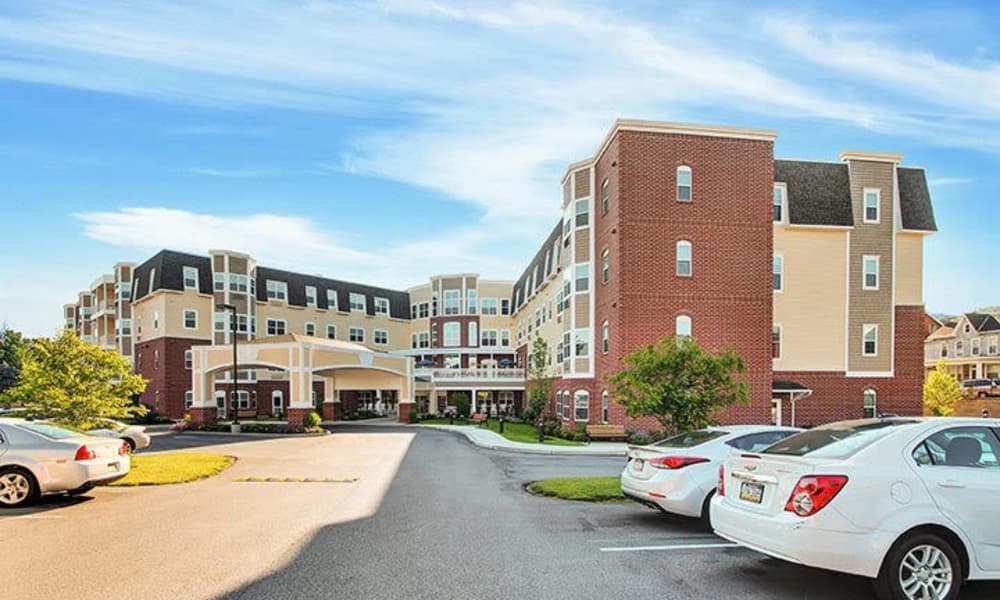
<box><xmin>709</xmin><ymin>424</ymin><xmax>802</xmax><ymax>433</ymax></box>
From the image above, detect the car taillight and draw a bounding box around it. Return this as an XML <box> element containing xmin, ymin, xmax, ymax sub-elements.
<box><xmin>717</xmin><ymin>465</ymin><xmax>726</xmax><ymax>496</ymax></box>
<box><xmin>141</xmin><ymin>427</ymin><xmax>148</xmax><ymax>434</ymax></box>
<box><xmin>784</xmin><ymin>475</ymin><xmax>848</xmax><ymax>517</ymax></box>
<box><xmin>75</xmin><ymin>445</ymin><xmax>96</xmax><ymax>461</ymax></box>
<box><xmin>648</xmin><ymin>456</ymin><xmax>710</xmax><ymax>469</ymax></box>
<box><xmin>118</xmin><ymin>441</ymin><xmax>129</xmax><ymax>456</ymax></box>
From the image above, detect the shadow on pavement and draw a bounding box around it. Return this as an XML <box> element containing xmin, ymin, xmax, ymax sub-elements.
<box><xmin>0</xmin><ymin>493</ymin><xmax>93</xmax><ymax>518</ymax></box>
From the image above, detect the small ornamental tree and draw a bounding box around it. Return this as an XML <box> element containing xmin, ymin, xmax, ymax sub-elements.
<box><xmin>452</xmin><ymin>392</ymin><xmax>471</xmax><ymax>417</ymax></box>
<box><xmin>525</xmin><ymin>335</ymin><xmax>553</xmax><ymax>422</ymax></box>
<box><xmin>923</xmin><ymin>359</ymin><xmax>962</xmax><ymax>417</ymax></box>
<box><xmin>0</xmin><ymin>326</ymin><xmax>25</xmax><ymax>396</ymax></box>
<box><xmin>609</xmin><ymin>337</ymin><xmax>749</xmax><ymax>432</ymax></box>
<box><xmin>2</xmin><ymin>331</ymin><xmax>148</xmax><ymax>428</ymax></box>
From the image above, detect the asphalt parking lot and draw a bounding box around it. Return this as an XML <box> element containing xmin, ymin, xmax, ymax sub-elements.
<box><xmin>6</xmin><ymin>425</ymin><xmax>999</xmax><ymax>599</ymax></box>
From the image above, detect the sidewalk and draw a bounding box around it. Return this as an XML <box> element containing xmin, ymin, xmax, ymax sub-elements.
<box><xmin>417</xmin><ymin>424</ymin><xmax>628</xmax><ymax>456</ymax></box>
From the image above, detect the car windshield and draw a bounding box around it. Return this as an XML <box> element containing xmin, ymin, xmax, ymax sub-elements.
<box><xmin>762</xmin><ymin>420</ymin><xmax>920</xmax><ymax>459</ymax></box>
<box><xmin>651</xmin><ymin>429</ymin><xmax>727</xmax><ymax>448</ymax></box>
<box><xmin>18</xmin><ymin>422</ymin><xmax>82</xmax><ymax>440</ymax></box>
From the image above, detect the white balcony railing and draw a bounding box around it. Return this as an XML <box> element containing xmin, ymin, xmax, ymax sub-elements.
<box><xmin>415</xmin><ymin>368</ymin><xmax>524</xmax><ymax>382</ymax></box>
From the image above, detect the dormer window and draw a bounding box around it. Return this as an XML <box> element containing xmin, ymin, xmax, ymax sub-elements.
<box><xmin>773</xmin><ymin>183</ymin><xmax>787</xmax><ymax>223</ymax></box>
<box><xmin>863</xmin><ymin>188</ymin><xmax>880</xmax><ymax>223</ymax></box>
<box><xmin>266</xmin><ymin>280</ymin><xmax>287</xmax><ymax>301</ymax></box>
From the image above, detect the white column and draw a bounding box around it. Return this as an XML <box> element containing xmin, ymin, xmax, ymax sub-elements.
<box><xmin>471</xmin><ymin>388</ymin><xmax>478</xmax><ymax>413</ymax></box>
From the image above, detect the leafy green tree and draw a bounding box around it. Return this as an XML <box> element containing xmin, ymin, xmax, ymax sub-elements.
<box><xmin>2</xmin><ymin>331</ymin><xmax>147</xmax><ymax>427</ymax></box>
<box><xmin>609</xmin><ymin>337</ymin><xmax>749</xmax><ymax>432</ymax></box>
<box><xmin>0</xmin><ymin>327</ymin><xmax>25</xmax><ymax>396</ymax></box>
<box><xmin>452</xmin><ymin>391</ymin><xmax>470</xmax><ymax>417</ymax></box>
<box><xmin>924</xmin><ymin>359</ymin><xmax>962</xmax><ymax>417</ymax></box>
<box><xmin>524</xmin><ymin>335</ymin><xmax>553</xmax><ymax>422</ymax></box>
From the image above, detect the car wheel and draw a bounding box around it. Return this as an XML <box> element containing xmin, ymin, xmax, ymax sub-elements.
<box><xmin>0</xmin><ymin>467</ymin><xmax>38</xmax><ymax>508</ymax></box>
<box><xmin>700</xmin><ymin>491</ymin><xmax>715</xmax><ymax>530</ymax></box>
<box><xmin>121</xmin><ymin>437</ymin><xmax>136</xmax><ymax>453</ymax></box>
<box><xmin>874</xmin><ymin>533</ymin><xmax>962</xmax><ymax>600</ymax></box>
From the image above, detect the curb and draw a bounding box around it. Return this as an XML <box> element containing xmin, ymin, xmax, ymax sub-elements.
<box><xmin>416</xmin><ymin>424</ymin><xmax>626</xmax><ymax>457</ymax></box>
<box><xmin>174</xmin><ymin>430</ymin><xmax>330</xmax><ymax>438</ymax></box>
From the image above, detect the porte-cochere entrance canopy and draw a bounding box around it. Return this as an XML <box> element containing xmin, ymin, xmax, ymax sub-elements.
<box><xmin>188</xmin><ymin>334</ymin><xmax>415</xmax><ymax>426</ymax></box>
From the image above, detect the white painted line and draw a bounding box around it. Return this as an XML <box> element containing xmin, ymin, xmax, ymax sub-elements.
<box><xmin>600</xmin><ymin>542</ymin><xmax>739</xmax><ymax>553</ymax></box>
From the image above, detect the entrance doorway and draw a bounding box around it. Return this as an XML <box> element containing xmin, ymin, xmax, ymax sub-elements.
<box><xmin>272</xmin><ymin>390</ymin><xmax>283</xmax><ymax>417</ymax></box>
<box><xmin>771</xmin><ymin>398</ymin><xmax>782</xmax><ymax>426</ymax></box>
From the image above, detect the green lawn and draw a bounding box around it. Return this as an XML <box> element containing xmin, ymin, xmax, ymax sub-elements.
<box><xmin>526</xmin><ymin>477</ymin><xmax>628</xmax><ymax>502</ymax></box>
<box><xmin>111</xmin><ymin>453</ymin><xmax>235</xmax><ymax>486</ymax></box>
<box><xmin>418</xmin><ymin>418</ymin><xmax>583</xmax><ymax>446</ymax></box>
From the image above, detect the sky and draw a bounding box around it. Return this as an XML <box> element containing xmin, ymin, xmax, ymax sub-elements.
<box><xmin>0</xmin><ymin>0</ymin><xmax>998</xmax><ymax>337</ymax></box>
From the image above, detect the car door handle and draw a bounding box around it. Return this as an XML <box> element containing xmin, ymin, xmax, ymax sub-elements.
<box><xmin>937</xmin><ymin>480</ymin><xmax>966</xmax><ymax>489</ymax></box>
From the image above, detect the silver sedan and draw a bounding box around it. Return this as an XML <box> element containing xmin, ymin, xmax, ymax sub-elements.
<box><xmin>0</xmin><ymin>418</ymin><xmax>131</xmax><ymax>508</ymax></box>
<box><xmin>83</xmin><ymin>419</ymin><xmax>152</xmax><ymax>452</ymax></box>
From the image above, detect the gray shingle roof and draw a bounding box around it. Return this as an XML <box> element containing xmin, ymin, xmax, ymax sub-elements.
<box><xmin>132</xmin><ymin>250</ymin><xmax>212</xmax><ymax>302</ymax></box>
<box><xmin>512</xmin><ymin>221</ymin><xmax>563</xmax><ymax>307</ymax></box>
<box><xmin>774</xmin><ymin>160</ymin><xmax>854</xmax><ymax>227</ymax></box>
<box><xmin>966</xmin><ymin>312</ymin><xmax>1000</xmax><ymax>333</ymax></box>
<box><xmin>897</xmin><ymin>167</ymin><xmax>937</xmax><ymax>231</ymax></box>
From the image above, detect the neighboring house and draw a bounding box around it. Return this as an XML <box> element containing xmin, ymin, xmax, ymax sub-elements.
<box><xmin>925</xmin><ymin>312</ymin><xmax>1000</xmax><ymax>381</ymax></box>
<box><xmin>63</xmin><ymin>118</ymin><xmax>936</xmax><ymax>429</ymax></box>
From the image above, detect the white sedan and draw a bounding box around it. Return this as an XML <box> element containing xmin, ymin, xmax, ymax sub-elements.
<box><xmin>83</xmin><ymin>419</ymin><xmax>152</xmax><ymax>452</ymax></box>
<box><xmin>621</xmin><ymin>425</ymin><xmax>800</xmax><ymax>526</ymax></box>
<box><xmin>0</xmin><ymin>418</ymin><xmax>130</xmax><ymax>508</ymax></box>
<box><xmin>712</xmin><ymin>417</ymin><xmax>1000</xmax><ymax>600</ymax></box>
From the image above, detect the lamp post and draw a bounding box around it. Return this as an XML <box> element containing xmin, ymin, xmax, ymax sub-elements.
<box><xmin>217</xmin><ymin>303</ymin><xmax>240</xmax><ymax>429</ymax></box>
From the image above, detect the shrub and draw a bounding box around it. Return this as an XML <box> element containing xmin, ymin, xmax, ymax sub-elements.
<box><xmin>303</xmin><ymin>411</ymin><xmax>322</xmax><ymax>428</ymax></box>
<box><xmin>408</xmin><ymin>409</ymin><xmax>418</xmax><ymax>423</ymax></box>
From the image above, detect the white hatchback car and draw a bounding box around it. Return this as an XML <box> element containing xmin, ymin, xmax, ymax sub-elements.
<box><xmin>621</xmin><ymin>425</ymin><xmax>800</xmax><ymax>526</ymax></box>
<box><xmin>712</xmin><ymin>417</ymin><xmax>1000</xmax><ymax>600</ymax></box>
<box><xmin>83</xmin><ymin>419</ymin><xmax>152</xmax><ymax>452</ymax></box>
<box><xmin>0</xmin><ymin>418</ymin><xmax>131</xmax><ymax>507</ymax></box>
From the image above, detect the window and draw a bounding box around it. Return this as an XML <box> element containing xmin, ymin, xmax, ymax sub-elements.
<box><xmin>185</xmin><ymin>391</ymin><xmax>193</xmax><ymax>409</ymax></box>
<box><xmin>349</xmin><ymin>293</ymin><xmax>366</xmax><ymax>312</ymax></box>
<box><xmin>913</xmin><ymin>427</ymin><xmax>1000</xmax><ymax>469</ymax></box>
<box><xmin>305</xmin><ymin>286</ymin><xmax>317</xmax><ymax>306</ymax></box>
<box><xmin>972</xmin><ymin>338</ymin><xmax>981</xmax><ymax>356</ymax></box>
<box><xmin>467</xmin><ymin>290</ymin><xmax>478</xmax><ymax>315</ymax></box>
<box><xmin>772</xmin><ymin>325</ymin><xmax>782</xmax><ymax>360</ymax></box>
<box><xmin>863</xmin><ymin>255</ymin><xmax>879</xmax><ymax>290</ymax></box>
<box><xmin>500</xmin><ymin>330</ymin><xmax>510</xmax><ymax>347</ymax></box>
<box><xmin>468</xmin><ymin>322</ymin><xmax>477</xmax><ymax>347</ymax></box>
<box><xmin>266</xmin><ymin>280</ymin><xmax>287</xmax><ymax>301</ymax></box>
<box><xmin>602</xmin><ymin>321</ymin><xmax>609</xmax><ymax>354</ymax></box>
<box><xmin>183</xmin><ymin>309</ymin><xmax>197</xmax><ymax>330</ymax></box>
<box><xmin>562</xmin><ymin>331</ymin><xmax>571</xmax><ymax>365</ymax></box>
<box><xmin>601</xmin><ymin>178</ymin><xmax>609</xmax><ymax>215</ymax></box>
<box><xmin>773</xmin><ymin>183</ymin><xmax>787</xmax><ymax>223</ymax></box>
<box><xmin>863</xmin><ymin>189</ymin><xmax>880</xmax><ymax>223</ymax></box>
<box><xmin>148</xmin><ymin>268</ymin><xmax>156</xmax><ymax>295</ymax></box>
<box><xmin>214</xmin><ymin>312</ymin><xmax>227</xmax><ymax>332</ymax></box>
<box><xmin>601</xmin><ymin>249</ymin><xmax>609</xmax><ymax>284</ymax></box>
<box><xmin>304</xmin><ymin>322</ymin><xmax>316</xmax><ymax>336</ymax></box>
<box><xmin>373</xmin><ymin>329</ymin><xmax>388</xmax><ymax>345</ymax></box>
<box><xmin>956</xmin><ymin>340</ymin><xmax>964</xmax><ymax>356</ymax></box>
<box><xmin>676</xmin><ymin>241</ymin><xmax>692</xmax><ymax>277</ymax></box>
<box><xmin>989</xmin><ymin>336</ymin><xmax>998</xmax><ymax>356</ymax></box>
<box><xmin>349</xmin><ymin>327</ymin><xmax>365</xmax><ymax>343</ymax></box>
<box><xmin>153</xmin><ymin>349</ymin><xmax>159</xmax><ymax>370</ymax></box>
<box><xmin>418</xmin><ymin>302</ymin><xmax>429</xmax><ymax>318</ymax></box>
<box><xmin>941</xmin><ymin>342</ymin><xmax>949</xmax><ymax>358</ymax></box>
<box><xmin>326</xmin><ymin>324</ymin><xmax>337</xmax><ymax>339</ymax></box>
<box><xmin>374</xmin><ymin>297</ymin><xmax>390</xmax><ymax>315</ymax></box>
<box><xmin>575</xmin><ymin>328</ymin><xmax>590</xmax><ymax>357</ymax></box>
<box><xmin>266</xmin><ymin>319</ymin><xmax>286</xmax><ymax>336</ymax></box>
<box><xmin>183</xmin><ymin>266</ymin><xmax>199</xmax><ymax>290</ymax></box>
<box><xmin>575</xmin><ymin>199</ymin><xmax>589</xmax><ymax>227</ymax></box>
<box><xmin>228</xmin><ymin>274</ymin><xmax>249</xmax><ymax>294</ymax></box>
<box><xmin>501</xmin><ymin>299</ymin><xmax>510</xmax><ymax>316</ymax></box>
<box><xmin>443</xmin><ymin>290</ymin><xmax>460</xmax><ymax>315</ymax></box>
<box><xmin>233</xmin><ymin>390</ymin><xmax>250</xmax><ymax>410</ymax></box>
<box><xmin>417</xmin><ymin>331</ymin><xmax>430</xmax><ymax>348</ymax></box>
<box><xmin>443</xmin><ymin>322</ymin><xmax>461</xmax><ymax>347</ymax></box>
<box><xmin>326</xmin><ymin>289</ymin><xmax>338</xmax><ymax>310</ymax></box>
<box><xmin>432</xmin><ymin>291</ymin><xmax>439</xmax><ymax>316</ymax></box>
<box><xmin>676</xmin><ymin>315</ymin><xmax>692</xmax><ymax>343</ymax></box>
<box><xmin>575</xmin><ymin>263</ymin><xmax>590</xmax><ymax>292</ymax></box>
<box><xmin>676</xmin><ymin>166</ymin><xmax>692</xmax><ymax>202</ymax></box>
<box><xmin>601</xmin><ymin>391</ymin><xmax>609</xmax><ymax>423</ymax></box>
<box><xmin>481</xmin><ymin>329</ymin><xmax>498</xmax><ymax>347</ymax></box>
<box><xmin>184</xmin><ymin>350</ymin><xmax>193</xmax><ymax>369</ymax></box>
<box><xmin>574</xmin><ymin>391</ymin><xmax>590</xmax><ymax>422</ymax></box>
<box><xmin>118</xmin><ymin>318</ymin><xmax>132</xmax><ymax>335</ymax></box>
<box><xmin>862</xmin><ymin>324</ymin><xmax>878</xmax><ymax>356</ymax></box>
<box><xmin>481</xmin><ymin>297</ymin><xmax>498</xmax><ymax>315</ymax></box>
<box><xmin>773</xmin><ymin>255</ymin><xmax>784</xmax><ymax>292</ymax></box>
<box><xmin>214</xmin><ymin>273</ymin><xmax>225</xmax><ymax>291</ymax></box>
<box><xmin>863</xmin><ymin>389</ymin><xmax>877</xmax><ymax>419</ymax></box>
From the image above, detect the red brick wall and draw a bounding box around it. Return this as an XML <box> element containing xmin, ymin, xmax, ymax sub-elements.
<box><xmin>134</xmin><ymin>337</ymin><xmax>210</xmax><ymax>419</ymax></box>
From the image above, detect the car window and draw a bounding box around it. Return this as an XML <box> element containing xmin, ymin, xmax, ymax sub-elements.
<box><xmin>728</xmin><ymin>431</ymin><xmax>796</xmax><ymax>452</ymax></box>
<box><xmin>18</xmin><ymin>422</ymin><xmax>82</xmax><ymax>440</ymax></box>
<box><xmin>763</xmin><ymin>420</ymin><xmax>920</xmax><ymax>459</ymax></box>
<box><xmin>913</xmin><ymin>427</ymin><xmax>1000</xmax><ymax>469</ymax></box>
<box><xmin>651</xmin><ymin>430</ymin><xmax>727</xmax><ymax>448</ymax></box>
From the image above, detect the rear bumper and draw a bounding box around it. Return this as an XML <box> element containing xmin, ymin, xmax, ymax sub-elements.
<box><xmin>711</xmin><ymin>496</ymin><xmax>889</xmax><ymax>579</ymax></box>
<box><xmin>37</xmin><ymin>456</ymin><xmax>130</xmax><ymax>493</ymax></box>
<box><xmin>620</xmin><ymin>469</ymin><xmax>709</xmax><ymax>518</ymax></box>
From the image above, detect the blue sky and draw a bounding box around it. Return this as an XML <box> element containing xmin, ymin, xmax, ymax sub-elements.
<box><xmin>0</xmin><ymin>0</ymin><xmax>998</xmax><ymax>337</ymax></box>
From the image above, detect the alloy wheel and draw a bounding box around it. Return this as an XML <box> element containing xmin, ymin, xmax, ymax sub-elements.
<box><xmin>0</xmin><ymin>472</ymin><xmax>31</xmax><ymax>506</ymax></box>
<box><xmin>899</xmin><ymin>544</ymin><xmax>953</xmax><ymax>600</ymax></box>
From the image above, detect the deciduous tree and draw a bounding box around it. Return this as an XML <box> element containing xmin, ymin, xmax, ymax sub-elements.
<box><xmin>923</xmin><ymin>359</ymin><xmax>962</xmax><ymax>417</ymax></box>
<box><xmin>525</xmin><ymin>335</ymin><xmax>553</xmax><ymax>421</ymax></box>
<box><xmin>0</xmin><ymin>326</ymin><xmax>25</xmax><ymax>396</ymax></box>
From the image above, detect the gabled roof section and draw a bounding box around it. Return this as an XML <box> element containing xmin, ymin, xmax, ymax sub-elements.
<box><xmin>774</xmin><ymin>160</ymin><xmax>854</xmax><ymax>227</ymax></box>
<box><xmin>965</xmin><ymin>312</ymin><xmax>1000</xmax><ymax>333</ymax></box>
<box><xmin>897</xmin><ymin>167</ymin><xmax>937</xmax><ymax>232</ymax></box>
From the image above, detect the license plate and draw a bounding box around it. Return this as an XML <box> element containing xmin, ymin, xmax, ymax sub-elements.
<box><xmin>632</xmin><ymin>458</ymin><xmax>644</xmax><ymax>471</ymax></box>
<box><xmin>739</xmin><ymin>482</ymin><xmax>764</xmax><ymax>504</ymax></box>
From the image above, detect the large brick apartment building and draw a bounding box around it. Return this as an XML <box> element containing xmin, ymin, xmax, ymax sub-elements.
<box><xmin>63</xmin><ymin>119</ymin><xmax>936</xmax><ymax>429</ymax></box>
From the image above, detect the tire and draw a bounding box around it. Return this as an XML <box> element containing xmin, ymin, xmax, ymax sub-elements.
<box><xmin>121</xmin><ymin>437</ymin><xmax>136</xmax><ymax>453</ymax></box>
<box><xmin>874</xmin><ymin>532</ymin><xmax>962</xmax><ymax>600</ymax></box>
<box><xmin>0</xmin><ymin>466</ymin><xmax>39</xmax><ymax>508</ymax></box>
<box><xmin>700</xmin><ymin>491</ymin><xmax>715</xmax><ymax>530</ymax></box>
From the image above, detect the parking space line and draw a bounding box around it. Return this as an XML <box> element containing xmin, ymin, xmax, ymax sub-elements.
<box><xmin>599</xmin><ymin>542</ymin><xmax>739</xmax><ymax>553</ymax></box>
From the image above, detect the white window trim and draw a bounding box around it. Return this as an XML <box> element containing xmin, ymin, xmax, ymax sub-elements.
<box><xmin>601</xmin><ymin>178</ymin><xmax>610</xmax><ymax>214</ymax></box>
<box><xmin>772</xmin><ymin>323</ymin><xmax>782</xmax><ymax>361</ymax></box>
<box><xmin>183</xmin><ymin>309</ymin><xmax>198</xmax><ymax>330</ymax></box>
<box><xmin>863</xmin><ymin>188</ymin><xmax>881</xmax><ymax>224</ymax></box>
<box><xmin>266</xmin><ymin>280</ymin><xmax>288</xmax><ymax>302</ymax></box>
<box><xmin>574</xmin><ymin>390</ymin><xmax>590</xmax><ymax>422</ymax></box>
<box><xmin>184</xmin><ymin>350</ymin><xmax>193</xmax><ymax>370</ymax></box>
<box><xmin>305</xmin><ymin>285</ymin><xmax>317</xmax><ymax>306</ymax></box>
<box><xmin>862</xmin><ymin>255</ymin><xmax>880</xmax><ymax>291</ymax></box>
<box><xmin>676</xmin><ymin>240</ymin><xmax>692</xmax><ymax>277</ymax></box>
<box><xmin>349</xmin><ymin>326</ymin><xmax>365</xmax><ymax>343</ymax></box>
<box><xmin>326</xmin><ymin>324</ymin><xmax>337</xmax><ymax>339</ymax></box>
<box><xmin>304</xmin><ymin>322</ymin><xmax>316</xmax><ymax>336</ymax></box>
<box><xmin>601</xmin><ymin>320</ymin><xmax>609</xmax><ymax>355</ymax></box>
<box><xmin>601</xmin><ymin>248</ymin><xmax>610</xmax><ymax>284</ymax></box>
<box><xmin>676</xmin><ymin>315</ymin><xmax>692</xmax><ymax>341</ymax></box>
<box><xmin>374</xmin><ymin>296</ymin><xmax>390</xmax><ymax>315</ymax></box>
<box><xmin>326</xmin><ymin>290</ymin><xmax>338</xmax><ymax>311</ymax></box>
<box><xmin>349</xmin><ymin>293</ymin><xmax>366</xmax><ymax>312</ymax></box>
<box><xmin>676</xmin><ymin>165</ymin><xmax>692</xmax><ymax>202</ymax></box>
<box><xmin>773</xmin><ymin>253</ymin><xmax>784</xmax><ymax>293</ymax></box>
<box><xmin>863</xmin><ymin>389</ymin><xmax>877</xmax><ymax>417</ymax></box>
<box><xmin>442</xmin><ymin>321</ymin><xmax>461</xmax><ymax>347</ymax></box>
<box><xmin>182</xmin><ymin>266</ymin><xmax>199</xmax><ymax>290</ymax></box>
<box><xmin>773</xmin><ymin>182</ymin><xmax>788</xmax><ymax>224</ymax></box>
<box><xmin>862</xmin><ymin>324</ymin><xmax>878</xmax><ymax>357</ymax></box>
<box><xmin>373</xmin><ymin>328</ymin><xmax>389</xmax><ymax>345</ymax></box>
<box><xmin>266</xmin><ymin>318</ymin><xmax>287</xmax><ymax>336</ymax></box>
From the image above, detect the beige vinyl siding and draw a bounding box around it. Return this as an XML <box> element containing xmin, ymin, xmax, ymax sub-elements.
<box><xmin>574</xmin><ymin>229</ymin><xmax>590</xmax><ymax>263</ymax></box>
<box><xmin>895</xmin><ymin>233</ymin><xmax>923</xmax><ymax>306</ymax></box>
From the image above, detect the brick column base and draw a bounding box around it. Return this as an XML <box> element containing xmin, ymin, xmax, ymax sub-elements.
<box><xmin>287</xmin><ymin>407</ymin><xmax>311</xmax><ymax>427</ymax></box>
<box><xmin>189</xmin><ymin>406</ymin><xmax>217</xmax><ymax>426</ymax></box>
<box><xmin>322</xmin><ymin>403</ymin><xmax>342</xmax><ymax>422</ymax></box>
<box><xmin>398</xmin><ymin>402</ymin><xmax>417</xmax><ymax>423</ymax></box>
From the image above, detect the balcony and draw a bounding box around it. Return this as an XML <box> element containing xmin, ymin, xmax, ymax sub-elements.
<box><xmin>414</xmin><ymin>367</ymin><xmax>524</xmax><ymax>386</ymax></box>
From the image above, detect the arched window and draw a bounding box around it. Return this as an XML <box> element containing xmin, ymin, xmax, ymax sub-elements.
<box><xmin>601</xmin><ymin>320</ymin><xmax>609</xmax><ymax>354</ymax></box>
<box><xmin>676</xmin><ymin>241</ymin><xmax>692</xmax><ymax>277</ymax></box>
<box><xmin>676</xmin><ymin>315</ymin><xmax>692</xmax><ymax>343</ymax></box>
<box><xmin>272</xmin><ymin>390</ymin><xmax>284</xmax><ymax>416</ymax></box>
<box><xmin>601</xmin><ymin>390</ymin><xmax>609</xmax><ymax>424</ymax></box>
<box><xmin>676</xmin><ymin>166</ymin><xmax>692</xmax><ymax>201</ymax></box>
<box><xmin>863</xmin><ymin>389</ymin><xmax>877</xmax><ymax>419</ymax></box>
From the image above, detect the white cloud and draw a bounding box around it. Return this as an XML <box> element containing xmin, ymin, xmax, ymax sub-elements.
<box><xmin>185</xmin><ymin>167</ymin><xmax>275</xmax><ymax>178</ymax></box>
<box><xmin>928</xmin><ymin>177</ymin><xmax>974</xmax><ymax>187</ymax></box>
